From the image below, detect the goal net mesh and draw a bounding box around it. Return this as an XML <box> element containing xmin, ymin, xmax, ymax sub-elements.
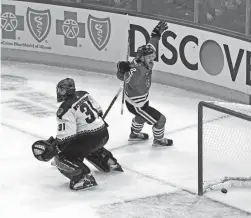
<box><xmin>200</xmin><ymin>101</ymin><xmax>251</xmax><ymax>194</ymax></box>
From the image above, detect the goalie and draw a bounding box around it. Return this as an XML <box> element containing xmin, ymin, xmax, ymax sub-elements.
<box><xmin>32</xmin><ymin>78</ymin><xmax>123</xmax><ymax>191</ymax></box>
<box><xmin>117</xmin><ymin>21</ymin><xmax>173</xmax><ymax>147</ymax></box>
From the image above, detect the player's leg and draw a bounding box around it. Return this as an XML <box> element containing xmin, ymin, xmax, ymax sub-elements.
<box><xmin>61</xmin><ymin>127</ymin><xmax>109</xmax><ymax>161</ymax></box>
<box><xmin>144</xmin><ymin>105</ymin><xmax>173</xmax><ymax>147</ymax></box>
<box><xmin>85</xmin><ymin>128</ymin><xmax>123</xmax><ymax>172</ymax></box>
<box><xmin>54</xmin><ymin>154</ymin><xmax>97</xmax><ymax>191</ymax></box>
<box><xmin>133</xmin><ymin>102</ymin><xmax>173</xmax><ymax>147</ymax></box>
<box><xmin>126</xmin><ymin>101</ymin><xmax>149</xmax><ymax>141</ymax></box>
<box><xmin>53</xmin><ymin>127</ymin><xmax>111</xmax><ymax>189</ymax></box>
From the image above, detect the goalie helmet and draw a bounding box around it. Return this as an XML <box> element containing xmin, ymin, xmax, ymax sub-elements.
<box><xmin>136</xmin><ymin>44</ymin><xmax>155</xmax><ymax>59</ymax></box>
<box><xmin>56</xmin><ymin>78</ymin><xmax>76</xmax><ymax>102</ymax></box>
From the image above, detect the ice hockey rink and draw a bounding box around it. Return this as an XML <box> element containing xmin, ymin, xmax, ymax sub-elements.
<box><xmin>1</xmin><ymin>60</ymin><xmax>251</xmax><ymax>218</ymax></box>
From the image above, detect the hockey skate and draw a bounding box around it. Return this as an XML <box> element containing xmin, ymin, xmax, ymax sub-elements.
<box><xmin>69</xmin><ymin>173</ymin><xmax>97</xmax><ymax>191</ymax></box>
<box><xmin>128</xmin><ymin>132</ymin><xmax>149</xmax><ymax>141</ymax></box>
<box><xmin>107</xmin><ymin>155</ymin><xmax>123</xmax><ymax>172</ymax></box>
<box><xmin>109</xmin><ymin>162</ymin><xmax>124</xmax><ymax>172</ymax></box>
<box><xmin>152</xmin><ymin>138</ymin><xmax>173</xmax><ymax>147</ymax></box>
<box><xmin>51</xmin><ymin>160</ymin><xmax>56</xmax><ymax>166</ymax></box>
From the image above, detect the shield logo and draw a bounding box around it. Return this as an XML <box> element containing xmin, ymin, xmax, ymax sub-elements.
<box><xmin>87</xmin><ymin>15</ymin><xmax>111</xmax><ymax>51</ymax></box>
<box><xmin>26</xmin><ymin>7</ymin><xmax>51</xmax><ymax>43</ymax></box>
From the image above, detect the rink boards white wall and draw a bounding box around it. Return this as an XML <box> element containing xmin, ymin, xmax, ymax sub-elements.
<box><xmin>1</xmin><ymin>0</ymin><xmax>129</xmax><ymax>62</ymax></box>
<box><xmin>1</xmin><ymin>0</ymin><xmax>251</xmax><ymax>104</ymax></box>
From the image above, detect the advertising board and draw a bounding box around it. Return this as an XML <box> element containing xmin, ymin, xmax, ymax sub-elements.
<box><xmin>128</xmin><ymin>16</ymin><xmax>251</xmax><ymax>94</ymax></box>
<box><xmin>1</xmin><ymin>0</ymin><xmax>129</xmax><ymax>62</ymax></box>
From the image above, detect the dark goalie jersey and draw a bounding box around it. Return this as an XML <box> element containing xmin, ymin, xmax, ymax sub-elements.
<box><xmin>117</xmin><ymin>37</ymin><xmax>159</xmax><ymax>107</ymax></box>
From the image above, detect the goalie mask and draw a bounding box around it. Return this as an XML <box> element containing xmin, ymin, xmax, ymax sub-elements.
<box><xmin>32</xmin><ymin>137</ymin><xmax>59</xmax><ymax>162</ymax></box>
<box><xmin>56</xmin><ymin>78</ymin><xmax>76</xmax><ymax>102</ymax></box>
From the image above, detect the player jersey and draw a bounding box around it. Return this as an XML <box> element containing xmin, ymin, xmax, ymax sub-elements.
<box><xmin>117</xmin><ymin>36</ymin><xmax>159</xmax><ymax>107</ymax></box>
<box><xmin>56</xmin><ymin>91</ymin><xmax>105</xmax><ymax>142</ymax></box>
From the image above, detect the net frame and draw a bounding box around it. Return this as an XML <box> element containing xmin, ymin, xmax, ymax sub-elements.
<box><xmin>198</xmin><ymin>101</ymin><xmax>251</xmax><ymax>196</ymax></box>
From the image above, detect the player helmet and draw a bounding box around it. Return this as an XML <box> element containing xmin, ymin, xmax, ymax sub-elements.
<box><xmin>56</xmin><ymin>78</ymin><xmax>76</xmax><ymax>102</ymax></box>
<box><xmin>136</xmin><ymin>44</ymin><xmax>155</xmax><ymax>59</ymax></box>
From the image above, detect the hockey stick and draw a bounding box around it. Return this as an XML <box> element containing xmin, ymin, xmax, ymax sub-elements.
<box><xmin>103</xmin><ymin>87</ymin><xmax>123</xmax><ymax>120</ymax></box>
<box><xmin>121</xmin><ymin>29</ymin><xmax>130</xmax><ymax>115</ymax></box>
<box><xmin>121</xmin><ymin>79</ymin><xmax>126</xmax><ymax>115</ymax></box>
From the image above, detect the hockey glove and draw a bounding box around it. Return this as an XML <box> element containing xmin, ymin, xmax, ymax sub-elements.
<box><xmin>32</xmin><ymin>136</ymin><xmax>60</xmax><ymax>162</ymax></box>
<box><xmin>151</xmin><ymin>21</ymin><xmax>168</xmax><ymax>39</ymax></box>
<box><xmin>98</xmin><ymin>110</ymin><xmax>103</xmax><ymax>117</ymax></box>
<box><xmin>117</xmin><ymin>61</ymin><xmax>131</xmax><ymax>73</ymax></box>
<box><xmin>97</xmin><ymin>110</ymin><xmax>109</xmax><ymax>127</ymax></box>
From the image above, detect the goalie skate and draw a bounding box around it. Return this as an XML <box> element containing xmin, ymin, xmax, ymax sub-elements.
<box><xmin>109</xmin><ymin>163</ymin><xmax>124</xmax><ymax>172</ymax></box>
<box><xmin>128</xmin><ymin>132</ymin><xmax>149</xmax><ymax>141</ymax></box>
<box><xmin>51</xmin><ymin>160</ymin><xmax>56</xmax><ymax>166</ymax></box>
<box><xmin>69</xmin><ymin>174</ymin><xmax>97</xmax><ymax>191</ymax></box>
<box><xmin>152</xmin><ymin>138</ymin><xmax>173</xmax><ymax>147</ymax></box>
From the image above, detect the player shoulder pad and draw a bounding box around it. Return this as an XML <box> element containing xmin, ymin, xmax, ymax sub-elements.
<box><xmin>57</xmin><ymin>98</ymin><xmax>75</xmax><ymax>119</ymax></box>
<box><xmin>57</xmin><ymin>91</ymin><xmax>89</xmax><ymax>119</ymax></box>
<box><xmin>75</xmin><ymin>90</ymin><xmax>89</xmax><ymax>97</ymax></box>
<box><xmin>131</xmin><ymin>59</ymin><xmax>144</xmax><ymax>71</ymax></box>
<box><xmin>135</xmin><ymin>60</ymin><xmax>144</xmax><ymax>67</ymax></box>
<box><xmin>131</xmin><ymin>59</ymin><xmax>142</xmax><ymax>67</ymax></box>
<box><xmin>130</xmin><ymin>60</ymin><xmax>145</xmax><ymax>76</ymax></box>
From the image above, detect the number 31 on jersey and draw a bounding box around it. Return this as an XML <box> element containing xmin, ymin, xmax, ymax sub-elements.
<box><xmin>58</xmin><ymin>123</ymin><xmax>66</xmax><ymax>131</ymax></box>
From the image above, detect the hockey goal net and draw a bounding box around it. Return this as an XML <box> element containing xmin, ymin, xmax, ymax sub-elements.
<box><xmin>198</xmin><ymin>101</ymin><xmax>251</xmax><ymax>195</ymax></box>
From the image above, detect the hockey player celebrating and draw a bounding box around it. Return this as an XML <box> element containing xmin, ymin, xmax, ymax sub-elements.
<box><xmin>32</xmin><ymin>78</ymin><xmax>123</xmax><ymax>191</ymax></box>
<box><xmin>117</xmin><ymin>21</ymin><xmax>173</xmax><ymax>147</ymax></box>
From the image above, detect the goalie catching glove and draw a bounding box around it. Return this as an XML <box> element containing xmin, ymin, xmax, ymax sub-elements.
<box><xmin>32</xmin><ymin>136</ymin><xmax>60</xmax><ymax>162</ymax></box>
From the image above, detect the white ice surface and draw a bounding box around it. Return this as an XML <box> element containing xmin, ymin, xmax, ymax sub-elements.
<box><xmin>1</xmin><ymin>61</ymin><xmax>251</xmax><ymax>218</ymax></box>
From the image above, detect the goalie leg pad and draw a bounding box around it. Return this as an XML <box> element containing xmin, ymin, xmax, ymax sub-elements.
<box><xmin>86</xmin><ymin>147</ymin><xmax>123</xmax><ymax>172</ymax></box>
<box><xmin>54</xmin><ymin>155</ymin><xmax>90</xmax><ymax>182</ymax></box>
<box><xmin>86</xmin><ymin>148</ymin><xmax>110</xmax><ymax>173</ymax></box>
<box><xmin>54</xmin><ymin>155</ymin><xmax>97</xmax><ymax>191</ymax></box>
